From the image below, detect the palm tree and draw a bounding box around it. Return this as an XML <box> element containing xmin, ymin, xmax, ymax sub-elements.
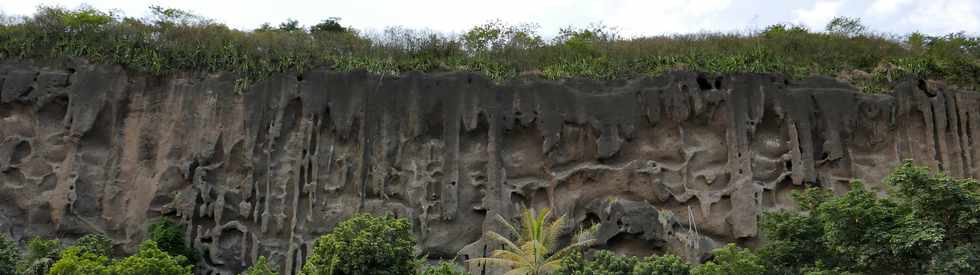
<box><xmin>467</xmin><ymin>208</ymin><xmax>595</xmax><ymax>275</ymax></box>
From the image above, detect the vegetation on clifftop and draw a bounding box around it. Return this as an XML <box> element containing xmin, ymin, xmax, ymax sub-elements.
<box><xmin>0</xmin><ymin>5</ymin><xmax>977</xmax><ymax>93</ymax></box>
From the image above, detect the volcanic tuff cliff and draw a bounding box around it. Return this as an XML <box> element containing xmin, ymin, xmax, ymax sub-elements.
<box><xmin>0</xmin><ymin>59</ymin><xmax>978</xmax><ymax>274</ymax></box>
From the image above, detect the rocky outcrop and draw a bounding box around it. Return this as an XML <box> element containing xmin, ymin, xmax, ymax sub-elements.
<box><xmin>1</xmin><ymin>60</ymin><xmax>978</xmax><ymax>274</ymax></box>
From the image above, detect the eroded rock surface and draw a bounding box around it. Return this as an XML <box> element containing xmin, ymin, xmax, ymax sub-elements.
<box><xmin>1</xmin><ymin>60</ymin><xmax>978</xmax><ymax>274</ymax></box>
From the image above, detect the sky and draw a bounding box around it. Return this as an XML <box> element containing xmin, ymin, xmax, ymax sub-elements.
<box><xmin>1</xmin><ymin>0</ymin><xmax>978</xmax><ymax>38</ymax></box>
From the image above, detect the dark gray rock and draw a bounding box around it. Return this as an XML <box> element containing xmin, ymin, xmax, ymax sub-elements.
<box><xmin>0</xmin><ymin>60</ymin><xmax>976</xmax><ymax>274</ymax></box>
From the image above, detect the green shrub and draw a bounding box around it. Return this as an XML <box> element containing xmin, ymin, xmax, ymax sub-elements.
<box><xmin>555</xmin><ymin>250</ymin><xmax>637</xmax><ymax>275</ymax></box>
<box><xmin>243</xmin><ymin>256</ymin><xmax>278</xmax><ymax>275</ymax></box>
<box><xmin>418</xmin><ymin>261</ymin><xmax>470</xmax><ymax>275</ymax></box>
<box><xmin>556</xmin><ymin>251</ymin><xmax>692</xmax><ymax>275</ymax></box>
<box><xmin>825</xmin><ymin>17</ymin><xmax>867</xmax><ymax>36</ymax></box>
<box><xmin>0</xmin><ymin>234</ymin><xmax>17</xmax><ymax>275</ymax></box>
<box><xmin>148</xmin><ymin>219</ymin><xmax>197</xmax><ymax>265</ymax></box>
<box><xmin>17</xmin><ymin>237</ymin><xmax>60</xmax><ymax>275</ymax></box>
<box><xmin>300</xmin><ymin>213</ymin><xmax>417</xmax><ymax>275</ymax></box>
<box><xmin>73</xmin><ymin>234</ymin><xmax>111</xmax><ymax>258</ymax></box>
<box><xmin>0</xmin><ymin>6</ymin><xmax>977</xmax><ymax>92</ymax></box>
<box><xmin>691</xmin><ymin>244</ymin><xmax>765</xmax><ymax>275</ymax></box>
<box><xmin>107</xmin><ymin>240</ymin><xmax>192</xmax><ymax>275</ymax></box>
<box><xmin>759</xmin><ymin>161</ymin><xmax>980</xmax><ymax>274</ymax></box>
<box><xmin>47</xmin><ymin>247</ymin><xmax>110</xmax><ymax>275</ymax></box>
<box><xmin>632</xmin><ymin>254</ymin><xmax>691</xmax><ymax>275</ymax></box>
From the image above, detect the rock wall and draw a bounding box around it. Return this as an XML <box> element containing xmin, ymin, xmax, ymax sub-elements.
<box><xmin>1</xmin><ymin>60</ymin><xmax>978</xmax><ymax>274</ymax></box>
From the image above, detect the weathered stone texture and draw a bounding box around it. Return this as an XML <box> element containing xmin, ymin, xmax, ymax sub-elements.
<box><xmin>1</xmin><ymin>60</ymin><xmax>978</xmax><ymax>274</ymax></box>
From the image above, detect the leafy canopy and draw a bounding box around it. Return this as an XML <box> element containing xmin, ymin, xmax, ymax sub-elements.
<box><xmin>554</xmin><ymin>250</ymin><xmax>691</xmax><ymax>275</ymax></box>
<box><xmin>419</xmin><ymin>261</ymin><xmax>471</xmax><ymax>275</ymax></box>
<box><xmin>47</xmin><ymin>247</ymin><xmax>110</xmax><ymax>275</ymax></box>
<box><xmin>759</xmin><ymin>160</ymin><xmax>980</xmax><ymax>274</ymax></box>
<box><xmin>73</xmin><ymin>234</ymin><xmax>111</xmax><ymax>258</ymax></box>
<box><xmin>0</xmin><ymin>234</ymin><xmax>18</xmax><ymax>275</ymax></box>
<box><xmin>148</xmin><ymin>219</ymin><xmax>197</xmax><ymax>265</ymax></box>
<box><xmin>106</xmin><ymin>240</ymin><xmax>193</xmax><ymax>275</ymax></box>
<box><xmin>301</xmin><ymin>213</ymin><xmax>417</xmax><ymax>275</ymax></box>
<box><xmin>690</xmin><ymin>244</ymin><xmax>765</xmax><ymax>275</ymax></box>
<box><xmin>243</xmin><ymin>256</ymin><xmax>279</xmax><ymax>275</ymax></box>
<box><xmin>17</xmin><ymin>236</ymin><xmax>60</xmax><ymax>275</ymax></box>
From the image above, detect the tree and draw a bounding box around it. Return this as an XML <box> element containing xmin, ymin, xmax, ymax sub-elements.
<box><xmin>278</xmin><ymin>19</ymin><xmax>303</xmax><ymax>33</ymax></box>
<box><xmin>148</xmin><ymin>219</ymin><xmax>197</xmax><ymax>265</ymax></box>
<box><xmin>73</xmin><ymin>234</ymin><xmax>111</xmax><ymax>258</ymax></box>
<box><xmin>555</xmin><ymin>250</ymin><xmax>636</xmax><ymax>275</ymax></box>
<box><xmin>461</xmin><ymin>20</ymin><xmax>543</xmax><ymax>53</ymax></box>
<box><xmin>47</xmin><ymin>247</ymin><xmax>110</xmax><ymax>275</ymax></box>
<box><xmin>419</xmin><ymin>261</ymin><xmax>470</xmax><ymax>275</ymax></box>
<box><xmin>243</xmin><ymin>256</ymin><xmax>278</xmax><ymax>275</ymax></box>
<box><xmin>632</xmin><ymin>255</ymin><xmax>691</xmax><ymax>275</ymax></box>
<box><xmin>758</xmin><ymin>161</ymin><xmax>980</xmax><ymax>274</ymax></box>
<box><xmin>17</xmin><ymin>237</ymin><xmax>60</xmax><ymax>275</ymax></box>
<box><xmin>0</xmin><ymin>234</ymin><xmax>17</xmax><ymax>275</ymax></box>
<box><xmin>301</xmin><ymin>213</ymin><xmax>417</xmax><ymax>275</ymax></box>
<box><xmin>147</xmin><ymin>5</ymin><xmax>209</xmax><ymax>27</ymax></box>
<box><xmin>310</xmin><ymin>18</ymin><xmax>350</xmax><ymax>34</ymax></box>
<box><xmin>825</xmin><ymin>16</ymin><xmax>866</xmax><ymax>36</ymax></box>
<box><xmin>690</xmin><ymin>244</ymin><xmax>764</xmax><ymax>275</ymax></box>
<box><xmin>468</xmin><ymin>208</ymin><xmax>595</xmax><ymax>275</ymax></box>
<box><xmin>555</xmin><ymin>251</ymin><xmax>691</xmax><ymax>275</ymax></box>
<box><xmin>107</xmin><ymin>240</ymin><xmax>192</xmax><ymax>275</ymax></box>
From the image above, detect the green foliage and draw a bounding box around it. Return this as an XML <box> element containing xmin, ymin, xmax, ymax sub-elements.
<box><xmin>47</xmin><ymin>247</ymin><xmax>110</xmax><ymax>275</ymax></box>
<box><xmin>468</xmin><ymin>208</ymin><xmax>595</xmax><ymax>275</ymax></box>
<box><xmin>759</xmin><ymin>161</ymin><xmax>980</xmax><ymax>274</ymax></box>
<box><xmin>555</xmin><ymin>250</ymin><xmax>636</xmax><ymax>275</ymax></box>
<box><xmin>691</xmin><ymin>244</ymin><xmax>765</xmax><ymax>275</ymax></box>
<box><xmin>310</xmin><ymin>18</ymin><xmax>351</xmax><ymax>34</ymax></box>
<box><xmin>826</xmin><ymin>17</ymin><xmax>867</xmax><ymax>36</ymax></box>
<box><xmin>555</xmin><ymin>251</ymin><xmax>691</xmax><ymax>275</ymax></box>
<box><xmin>278</xmin><ymin>19</ymin><xmax>303</xmax><ymax>33</ymax></box>
<box><xmin>632</xmin><ymin>255</ymin><xmax>691</xmax><ymax>275</ymax></box>
<box><xmin>148</xmin><ymin>219</ymin><xmax>197</xmax><ymax>265</ymax></box>
<box><xmin>0</xmin><ymin>234</ymin><xmax>17</xmax><ymax>275</ymax></box>
<box><xmin>243</xmin><ymin>256</ymin><xmax>279</xmax><ymax>275</ymax></box>
<box><xmin>301</xmin><ymin>213</ymin><xmax>417</xmax><ymax>275</ymax></box>
<box><xmin>17</xmin><ymin>237</ymin><xmax>59</xmax><ymax>275</ymax></box>
<box><xmin>73</xmin><ymin>234</ymin><xmax>111</xmax><ymax>258</ymax></box>
<box><xmin>107</xmin><ymin>240</ymin><xmax>192</xmax><ymax>275</ymax></box>
<box><xmin>418</xmin><ymin>261</ymin><xmax>470</xmax><ymax>275</ymax></box>
<box><xmin>0</xmin><ymin>6</ymin><xmax>978</xmax><ymax>92</ymax></box>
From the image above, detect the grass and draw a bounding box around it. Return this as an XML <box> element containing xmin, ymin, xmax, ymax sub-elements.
<box><xmin>0</xmin><ymin>6</ymin><xmax>978</xmax><ymax>93</ymax></box>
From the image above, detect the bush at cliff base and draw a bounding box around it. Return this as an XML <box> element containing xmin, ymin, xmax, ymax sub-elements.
<box><xmin>0</xmin><ymin>234</ymin><xmax>18</xmax><ymax>275</ymax></box>
<box><xmin>759</xmin><ymin>160</ymin><xmax>980</xmax><ymax>274</ymax></box>
<box><xmin>301</xmin><ymin>213</ymin><xmax>417</xmax><ymax>275</ymax></box>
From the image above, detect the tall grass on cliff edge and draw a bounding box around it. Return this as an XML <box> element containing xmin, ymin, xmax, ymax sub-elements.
<box><xmin>0</xmin><ymin>5</ymin><xmax>977</xmax><ymax>93</ymax></box>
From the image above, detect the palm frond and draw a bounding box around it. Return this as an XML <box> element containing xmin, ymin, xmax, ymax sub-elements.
<box><xmin>494</xmin><ymin>213</ymin><xmax>520</xmax><ymax>237</ymax></box>
<box><xmin>486</xmin><ymin>231</ymin><xmax>524</xmax><ymax>253</ymax></box>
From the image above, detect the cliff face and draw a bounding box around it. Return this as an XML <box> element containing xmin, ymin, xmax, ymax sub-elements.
<box><xmin>1</xmin><ymin>60</ymin><xmax>978</xmax><ymax>274</ymax></box>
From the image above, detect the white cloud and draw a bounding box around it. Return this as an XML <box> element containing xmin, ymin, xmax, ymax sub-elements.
<box><xmin>862</xmin><ymin>0</ymin><xmax>980</xmax><ymax>34</ymax></box>
<box><xmin>868</xmin><ymin>0</ymin><xmax>914</xmax><ymax>16</ymax></box>
<box><xmin>904</xmin><ymin>0</ymin><xmax>980</xmax><ymax>34</ymax></box>
<box><xmin>792</xmin><ymin>0</ymin><xmax>842</xmax><ymax>30</ymax></box>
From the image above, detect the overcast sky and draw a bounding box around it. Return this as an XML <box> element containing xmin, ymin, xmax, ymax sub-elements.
<box><xmin>1</xmin><ymin>0</ymin><xmax>978</xmax><ymax>37</ymax></box>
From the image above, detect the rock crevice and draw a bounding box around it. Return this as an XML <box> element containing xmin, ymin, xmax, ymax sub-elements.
<box><xmin>1</xmin><ymin>61</ymin><xmax>977</xmax><ymax>274</ymax></box>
